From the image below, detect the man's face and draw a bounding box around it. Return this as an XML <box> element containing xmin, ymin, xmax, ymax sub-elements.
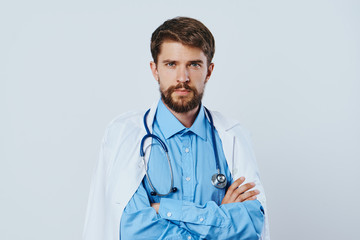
<box><xmin>150</xmin><ymin>40</ymin><xmax>214</xmax><ymax>113</ymax></box>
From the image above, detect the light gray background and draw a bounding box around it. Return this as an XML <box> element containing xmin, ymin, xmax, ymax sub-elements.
<box><xmin>1</xmin><ymin>0</ymin><xmax>359</xmax><ymax>239</ymax></box>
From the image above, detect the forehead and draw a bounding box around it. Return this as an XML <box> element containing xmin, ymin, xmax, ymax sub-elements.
<box><xmin>158</xmin><ymin>40</ymin><xmax>207</xmax><ymax>61</ymax></box>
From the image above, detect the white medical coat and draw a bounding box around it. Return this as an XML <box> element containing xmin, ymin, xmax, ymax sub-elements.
<box><xmin>83</xmin><ymin>101</ymin><xmax>270</xmax><ymax>240</ymax></box>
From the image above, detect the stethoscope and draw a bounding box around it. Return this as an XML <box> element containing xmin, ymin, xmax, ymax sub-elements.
<box><xmin>140</xmin><ymin>107</ymin><xmax>227</xmax><ymax>197</ymax></box>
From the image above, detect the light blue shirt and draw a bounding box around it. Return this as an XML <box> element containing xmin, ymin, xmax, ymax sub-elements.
<box><xmin>120</xmin><ymin>100</ymin><xmax>264</xmax><ymax>240</ymax></box>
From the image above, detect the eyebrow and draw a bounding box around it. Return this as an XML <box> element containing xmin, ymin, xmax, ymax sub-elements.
<box><xmin>162</xmin><ymin>59</ymin><xmax>177</xmax><ymax>64</ymax></box>
<box><xmin>189</xmin><ymin>60</ymin><xmax>204</xmax><ymax>64</ymax></box>
<box><xmin>161</xmin><ymin>59</ymin><xmax>204</xmax><ymax>64</ymax></box>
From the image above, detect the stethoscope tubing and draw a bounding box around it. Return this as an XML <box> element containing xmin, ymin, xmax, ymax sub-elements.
<box><xmin>140</xmin><ymin>106</ymin><xmax>226</xmax><ymax>196</ymax></box>
<box><xmin>204</xmin><ymin>107</ymin><xmax>221</xmax><ymax>174</ymax></box>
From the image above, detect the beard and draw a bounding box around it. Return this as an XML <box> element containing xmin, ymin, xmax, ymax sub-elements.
<box><xmin>160</xmin><ymin>81</ymin><xmax>204</xmax><ymax>113</ymax></box>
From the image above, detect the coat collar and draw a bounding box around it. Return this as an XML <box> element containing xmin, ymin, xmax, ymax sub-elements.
<box><xmin>145</xmin><ymin>99</ymin><xmax>239</xmax><ymax>134</ymax></box>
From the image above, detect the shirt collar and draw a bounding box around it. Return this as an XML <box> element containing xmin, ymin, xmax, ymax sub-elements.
<box><xmin>155</xmin><ymin>100</ymin><xmax>207</xmax><ymax>140</ymax></box>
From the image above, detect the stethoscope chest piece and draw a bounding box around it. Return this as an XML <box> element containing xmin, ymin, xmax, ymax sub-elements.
<box><xmin>211</xmin><ymin>173</ymin><xmax>227</xmax><ymax>189</ymax></box>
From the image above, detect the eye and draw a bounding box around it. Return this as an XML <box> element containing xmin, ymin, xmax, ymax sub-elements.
<box><xmin>166</xmin><ymin>62</ymin><xmax>175</xmax><ymax>67</ymax></box>
<box><xmin>190</xmin><ymin>63</ymin><xmax>201</xmax><ymax>68</ymax></box>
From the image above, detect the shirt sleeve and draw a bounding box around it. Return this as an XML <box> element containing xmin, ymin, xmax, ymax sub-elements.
<box><xmin>158</xmin><ymin>198</ymin><xmax>264</xmax><ymax>240</ymax></box>
<box><xmin>120</xmin><ymin>181</ymin><xmax>194</xmax><ymax>240</ymax></box>
<box><xmin>120</xmin><ymin>182</ymin><xmax>264</xmax><ymax>240</ymax></box>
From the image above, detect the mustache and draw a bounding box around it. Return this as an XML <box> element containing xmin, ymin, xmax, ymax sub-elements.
<box><xmin>173</xmin><ymin>83</ymin><xmax>193</xmax><ymax>91</ymax></box>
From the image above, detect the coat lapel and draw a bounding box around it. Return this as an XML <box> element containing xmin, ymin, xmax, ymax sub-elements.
<box><xmin>209</xmin><ymin>109</ymin><xmax>239</xmax><ymax>178</ymax></box>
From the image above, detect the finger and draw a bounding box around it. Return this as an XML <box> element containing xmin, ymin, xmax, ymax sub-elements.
<box><xmin>222</xmin><ymin>177</ymin><xmax>245</xmax><ymax>203</ymax></box>
<box><xmin>226</xmin><ymin>177</ymin><xmax>245</xmax><ymax>195</ymax></box>
<box><xmin>243</xmin><ymin>195</ymin><xmax>257</xmax><ymax>201</ymax></box>
<box><xmin>151</xmin><ymin>203</ymin><xmax>160</xmax><ymax>213</ymax></box>
<box><xmin>235</xmin><ymin>189</ymin><xmax>260</xmax><ymax>202</ymax></box>
<box><xmin>231</xmin><ymin>182</ymin><xmax>256</xmax><ymax>201</ymax></box>
<box><xmin>228</xmin><ymin>181</ymin><xmax>255</xmax><ymax>203</ymax></box>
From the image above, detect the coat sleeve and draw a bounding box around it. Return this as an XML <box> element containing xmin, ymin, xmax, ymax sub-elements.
<box><xmin>83</xmin><ymin>111</ymin><xmax>154</xmax><ymax>240</ymax></box>
<box><xmin>232</xmin><ymin>125</ymin><xmax>271</xmax><ymax>240</ymax></box>
<box><xmin>83</xmin><ymin>126</ymin><xmax>111</xmax><ymax>240</ymax></box>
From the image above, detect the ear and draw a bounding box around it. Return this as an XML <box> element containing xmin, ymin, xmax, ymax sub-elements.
<box><xmin>150</xmin><ymin>61</ymin><xmax>159</xmax><ymax>83</ymax></box>
<box><xmin>205</xmin><ymin>63</ymin><xmax>214</xmax><ymax>84</ymax></box>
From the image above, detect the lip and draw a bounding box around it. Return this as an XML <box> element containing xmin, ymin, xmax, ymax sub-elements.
<box><xmin>174</xmin><ymin>89</ymin><xmax>191</xmax><ymax>95</ymax></box>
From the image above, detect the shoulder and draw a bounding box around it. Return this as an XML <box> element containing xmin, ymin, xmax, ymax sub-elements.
<box><xmin>108</xmin><ymin>110</ymin><xmax>144</xmax><ymax>127</ymax></box>
<box><xmin>103</xmin><ymin>110</ymin><xmax>145</xmax><ymax>142</ymax></box>
<box><xmin>210</xmin><ymin>110</ymin><xmax>252</xmax><ymax>138</ymax></box>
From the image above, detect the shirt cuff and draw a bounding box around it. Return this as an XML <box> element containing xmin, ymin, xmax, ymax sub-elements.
<box><xmin>158</xmin><ymin>198</ymin><xmax>183</xmax><ymax>221</ymax></box>
<box><xmin>158</xmin><ymin>198</ymin><xmax>223</xmax><ymax>226</ymax></box>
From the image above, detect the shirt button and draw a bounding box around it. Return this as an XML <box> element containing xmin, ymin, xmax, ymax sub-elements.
<box><xmin>186</xmin><ymin>177</ymin><xmax>191</xmax><ymax>181</ymax></box>
<box><xmin>187</xmin><ymin>236</ymin><xmax>192</xmax><ymax>240</ymax></box>
<box><xmin>199</xmin><ymin>217</ymin><xmax>204</xmax><ymax>222</ymax></box>
<box><xmin>185</xmin><ymin>148</ymin><xmax>189</xmax><ymax>153</ymax></box>
<box><xmin>167</xmin><ymin>212</ymin><xmax>172</xmax><ymax>217</ymax></box>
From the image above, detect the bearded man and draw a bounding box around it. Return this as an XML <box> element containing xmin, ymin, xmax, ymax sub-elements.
<box><xmin>83</xmin><ymin>17</ymin><xmax>270</xmax><ymax>240</ymax></box>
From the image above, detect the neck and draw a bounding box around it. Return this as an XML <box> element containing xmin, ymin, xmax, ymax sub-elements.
<box><xmin>162</xmin><ymin>100</ymin><xmax>200</xmax><ymax>128</ymax></box>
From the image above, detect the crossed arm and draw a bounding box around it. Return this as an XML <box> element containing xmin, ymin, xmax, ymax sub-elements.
<box><xmin>120</xmin><ymin>177</ymin><xmax>264</xmax><ymax>240</ymax></box>
<box><xmin>151</xmin><ymin>177</ymin><xmax>259</xmax><ymax>212</ymax></box>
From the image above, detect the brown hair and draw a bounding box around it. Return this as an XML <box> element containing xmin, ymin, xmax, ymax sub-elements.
<box><xmin>150</xmin><ymin>17</ymin><xmax>215</xmax><ymax>66</ymax></box>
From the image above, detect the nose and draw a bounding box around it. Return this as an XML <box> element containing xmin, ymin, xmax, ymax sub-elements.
<box><xmin>177</xmin><ymin>65</ymin><xmax>189</xmax><ymax>83</ymax></box>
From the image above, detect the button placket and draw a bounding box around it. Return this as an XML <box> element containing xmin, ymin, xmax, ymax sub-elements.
<box><xmin>181</xmin><ymin>135</ymin><xmax>193</xmax><ymax>200</ymax></box>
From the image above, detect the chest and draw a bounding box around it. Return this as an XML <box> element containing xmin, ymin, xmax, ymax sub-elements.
<box><xmin>144</xmin><ymin>129</ymin><xmax>233</xmax><ymax>205</ymax></box>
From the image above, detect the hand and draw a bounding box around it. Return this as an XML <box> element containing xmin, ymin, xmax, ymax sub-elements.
<box><xmin>221</xmin><ymin>177</ymin><xmax>260</xmax><ymax>205</ymax></box>
<box><xmin>151</xmin><ymin>203</ymin><xmax>160</xmax><ymax>214</ymax></box>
